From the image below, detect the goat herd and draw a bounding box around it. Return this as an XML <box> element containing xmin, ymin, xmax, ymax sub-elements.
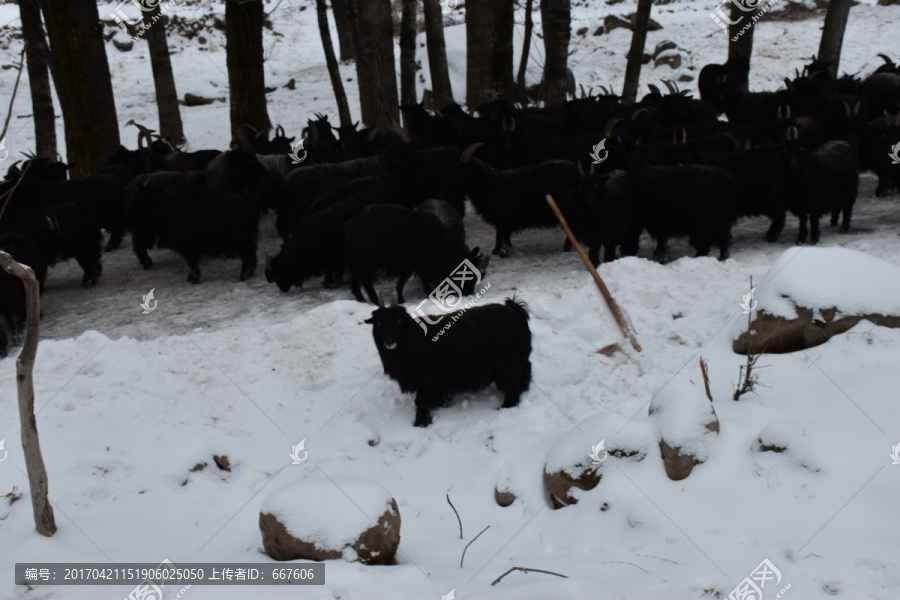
<box><xmin>0</xmin><ymin>55</ymin><xmax>898</xmax><ymax>370</ymax></box>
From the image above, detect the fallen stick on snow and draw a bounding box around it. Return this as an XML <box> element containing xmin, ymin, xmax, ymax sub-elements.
<box><xmin>545</xmin><ymin>194</ymin><xmax>642</xmax><ymax>352</ymax></box>
<box><xmin>491</xmin><ymin>566</ymin><xmax>568</xmax><ymax>586</ymax></box>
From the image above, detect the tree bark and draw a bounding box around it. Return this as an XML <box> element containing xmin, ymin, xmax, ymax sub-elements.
<box><xmin>727</xmin><ymin>1</ymin><xmax>753</xmax><ymax>91</ymax></box>
<box><xmin>466</xmin><ymin>0</ymin><xmax>514</xmax><ymax>108</ymax></box>
<box><xmin>331</xmin><ymin>0</ymin><xmax>355</xmax><ymax>62</ymax></box>
<box><xmin>225</xmin><ymin>0</ymin><xmax>271</xmax><ymax>138</ymax></box>
<box><xmin>39</xmin><ymin>0</ymin><xmax>119</xmax><ymax>178</ymax></box>
<box><xmin>540</xmin><ymin>0</ymin><xmax>571</xmax><ymax>106</ymax></box>
<box><xmin>354</xmin><ymin>0</ymin><xmax>398</xmax><ymax>125</ymax></box>
<box><xmin>0</xmin><ymin>250</ymin><xmax>56</xmax><ymax>537</ymax></box>
<box><xmin>399</xmin><ymin>0</ymin><xmax>418</xmax><ymax>109</ymax></box>
<box><xmin>144</xmin><ymin>4</ymin><xmax>185</xmax><ymax>145</ymax></box>
<box><xmin>818</xmin><ymin>0</ymin><xmax>853</xmax><ymax>78</ymax></box>
<box><xmin>621</xmin><ymin>0</ymin><xmax>653</xmax><ymax>106</ymax></box>
<box><xmin>316</xmin><ymin>0</ymin><xmax>352</xmax><ymax>126</ymax></box>
<box><xmin>422</xmin><ymin>0</ymin><xmax>454</xmax><ymax>110</ymax></box>
<box><xmin>18</xmin><ymin>0</ymin><xmax>56</xmax><ymax>160</ymax></box>
<box><xmin>516</xmin><ymin>0</ymin><xmax>535</xmax><ymax>102</ymax></box>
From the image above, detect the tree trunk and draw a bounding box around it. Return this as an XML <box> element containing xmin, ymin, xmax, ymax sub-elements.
<box><xmin>727</xmin><ymin>1</ymin><xmax>753</xmax><ymax>91</ymax></box>
<box><xmin>331</xmin><ymin>0</ymin><xmax>355</xmax><ymax>62</ymax></box>
<box><xmin>516</xmin><ymin>0</ymin><xmax>535</xmax><ymax>102</ymax></box>
<box><xmin>39</xmin><ymin>0</ymin><xmax>119</xmax><ymax>178</ymax></box>
<box><xmin>540</xmin><ymin>0</ymin><xmax>571</xmax><ymax>106</ymax></box>
<box><xmin>316</xmin><ymin>0</ymin><xmax>352</xmax><ymax>126</ymax></box>
<box><xmin>400</xmin><ymin>0</ymin><xmax>418</xmax><ymax>109</ymax></box>
<box><xmin>354</xmin><ymin>0</ymin><xmax>399</xmax><ymax>125</ymax></box>
<box><xmin>225</xmin><ymin>0</ymin><xmax>271</xmax><ymax>138</ymax></box>
<box><xmin>144</xmin><ymin>4</ymin><xmax>185</xmax><ymax>146</ymax></box>
<box><xmin>818</xmin><ymin>0</ymin><xmax>853</xmax><ymax>78</ymax></box>
<box><xmin>466</xmin><ymin>0</ymin><xmax>514</xmax><ymax>108</ymax></box>
<box><xmin>422</xmin><ymin>0</ymin><xmax>454</xmax><ymax>110</ymax></box>
<box><xmin>19</xmin><ymin>0</ymin><xmax>56</xmax><ymax>160</ymax></box>
<box><xmin>0</xmin><ymin>250</ymin><xmax>56</xmax><ymax>537</ymax></box>
<box><xmin>621</xmin><ymin>0</ymin><xmax>653</xmax><ymax>106</ymax></box>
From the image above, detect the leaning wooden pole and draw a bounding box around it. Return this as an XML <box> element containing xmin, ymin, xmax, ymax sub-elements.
<box><xmin>545</xmin><ymin>195</ymin><xmax>642</xmax><ymax>352</ymax></box>
<box><xmin>0</xmin><ymin>251</ymin><xmax>56</xmax><ymax>536</ymax></box>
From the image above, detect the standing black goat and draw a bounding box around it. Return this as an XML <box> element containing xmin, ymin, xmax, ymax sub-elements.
<box><xmin>781</xmin><ymin>126</ymin><xmax>859</xmax><ymax>244</ymax></box>
<box><xmin>365</xmin><ymin>292</ymin><xmax>532</xmax><ymax>427</ymax></box>
<box><xmin>457</xmin><ymin>143</ymin><xmax>586</xmax><ymax>257</ymax></box>
<box><xmin>123</xmin><ymin>137</ymin><xmax>265</xmax><ymax>283</ymax></box>
<box><xmin>344</xmin><ymin>203</ymin><xmax>489</xmax><ymax>304</ymax></box>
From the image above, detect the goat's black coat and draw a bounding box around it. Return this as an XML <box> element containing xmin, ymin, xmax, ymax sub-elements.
<box><xmin>365</xmin><ymin>298</ymin><xmax>532</xmax><ymax>427</ymax></box>
<box><xmin>345</xmin><ymin>203</ymin><xmax>488</xmax><ymax>304</ymax></box>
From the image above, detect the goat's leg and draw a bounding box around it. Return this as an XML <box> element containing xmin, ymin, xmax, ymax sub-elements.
<box><xmin>841</xmin><ymin>204</ymin><xmax>853</xmax><ymax>232</ymax></box>
<box><xmin>184</xmin><ymin>249</ymin><xmax>202</xmax><ymax>284</ymax></box>
<box><xmin>796</xmin><ymin>213</ymin><xmax>809</xmax><ymax>244</ymax></box>
<box><xmin>362</xmin><ymin>276</ymin><xmax>380</xmax><ymax>305</ymax></box>
<box><xmin>491</xmin><ymin>228</ymin><xmax>504</xmax><ymax>256</ymax></box>
<box><xmin>809</xmin><ymin>214</ymin><xmax>821</xmax><ymax>244</ymax></box>
<box><xmin>239</xmin><ymin>242</ymin><xmax>257</xmax><ymax>281</ymax></box>
<box><xmin>350</xmin><ymin>271</ymin><xmax>365</xmax><ymax>303</ymax></box>
<box><xmin>395</xmin><ymin>271</ymin><xmax>412</xmax><ymax>304</ymax></box>
<box><xmin>830</xmin><ymin>206</ymin><xmax>840</xmax><ymax>227</ymax></box>
<box><xmin>413</xmin><ymin>390</ymin><xmax>439</xmax><ymax>427</ymax></box>
<box><xmin>498</xmin><ymin>361</ymin><xmax>531</xmax><ymax>409</ymax></box>
<box><xmin>132</xmin><ymin>235</ymin><xmax>154</xmax><ymax>270</ymax></box>
<box><xmin>105</xmin><ymin>227</ymin><xmax>126</xmax><ymax>252</ymax></box>
<box><xmin>652</xmin><ymin>236</ymin><xmax>669</xmax><ymax>263</ymax></box>
<box><xmin>766</xmin><ymin>211</ymin><xmax>786</xmax><ymax>243</ymax></box>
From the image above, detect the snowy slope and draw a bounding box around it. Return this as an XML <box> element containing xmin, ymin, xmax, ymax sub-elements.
<box><xmin>1</xmin><ymin>1</ymin><xmax>900</xmax><ymax>599</ymax></box>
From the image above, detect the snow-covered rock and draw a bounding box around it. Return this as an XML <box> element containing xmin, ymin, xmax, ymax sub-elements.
<box><xmin>259</xmin><ymin>477</ymin><xmax>400</xmax><ymax>565</ymax></box>
<box><xmin>733</xmin><ymin>247</ymin><xmax>900</xmax><ymax>354</ymax></box>
<box><xmin>649</xmin><ymin>377</ymin><xmax>718</xmax><ymax>481</ymax></box>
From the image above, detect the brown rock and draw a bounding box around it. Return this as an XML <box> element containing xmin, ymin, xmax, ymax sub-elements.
<box><xmin>544</xmin><ymin>463</ymin><xmax>601</xmax><ymax>509</ymax></box>
<box><xmin>113</xmin><ymin>38</ymin><xmax>134</xmax><ymax>52</ymax></box>
<box><xmin>184</xmin><ymin>93</ymin><xmax>218</xmax><ymax>107</ymax></box>
<box><xmin>494</xmin><ymin>488</ymin><xmax>516</xmax><ymax>507</ymax></box>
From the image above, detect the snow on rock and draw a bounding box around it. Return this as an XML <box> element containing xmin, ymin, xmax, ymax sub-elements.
<box><xmin>754</xmin><ymin>422</ymin><xmax>821</xmax><ymax>472</ymax></box>
<box><xmin>543</xmin><ymin>413</ymin><xmax>652</xmax><ymax>508</ymax></box>
<box><xmin>734</xmin><ymin>247</ymin><xmax>900</xmax><ymax>354</ymax></box>
<box><xmin>649</xmin><ymin>377</ymin><xmax>719</xmax><ymax>481</ymax></box>
<box><xmin>259</xmin><ymin>477</ymin><xmax>400</xmax><ymax>565</ymax></box>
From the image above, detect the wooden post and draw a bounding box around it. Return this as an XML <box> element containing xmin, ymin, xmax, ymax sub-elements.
<box><xmin>545</xmin><ymin>195</ymin><xmax>642</xmax><ymax>352</ymax></box>
<box><xmin>0</xmin><ymin>251</ymin><xmax>56</xmax><ymax>536</ymax></box>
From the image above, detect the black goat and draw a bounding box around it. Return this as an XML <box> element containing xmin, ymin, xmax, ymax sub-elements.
<box><xmin>458</xmin><ymin>143</ymin><xmax>586</xmax><ymax>257</ymax></box>
<box><xmin>579</xmin><ymin>170</ymin><xmax>642</xmax><ymax>265</ymax></box>
<box><xmin>365</xmin><ymin>293</ymin><xmax>532</xmax><ymax>427</ymax></box>
<box><xmin>698</xmin><ymin>57</ymin><xmax>750</xmax><ymax>115</ymax></box>
<box><xmin>265</xmin><ymin>193</ymin><xmax>385</xmax><ymax>291</ymax></box>
<box><xmin>0</xmin><ymin>233</ymin><xmax>47</xmax><ymax>357</ymax></box>
<box><xmin>628</xmin><ymin>165</ymin><xmax>742</xmax><ymax>262</ymax></box>
<box><xmin>124</xmin><ymin>140</ymin><xmax>264</xmax><ymax>283</ymax></box>
<box><xmin>345</xmin><ymin>203</ymin><xmax>489</xmax><ymax>304</ymax></box>
<box><xmin>781</xmin><ymin>126</ymin><xmax>859</xmax><ymax>244</ymax></box>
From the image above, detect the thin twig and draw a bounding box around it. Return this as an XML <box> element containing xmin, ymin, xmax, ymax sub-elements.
<box><xmin>636</xmin><ymin>554</ymin><xmax>679</xmax><ymax>564</ymax></box>
<box><xmin>699</xmin><ymin>357</ymin><xmax>712</xmax><ymax>402</ymax></box>
<box><xmin>460</xmin><ymin>525</ymin><xmax>490</xmax><ymax>568</ymax></box>
<box><xmin>0</xmin><ymin>47</ymin><xmax>26</xmax><ymax>142</ymax></box>
<box><xmin>446</xmin><ymin>492</ymin><xmax>462</xmax><ymax>539</ymax></box>
<box><xmin>599</xmin><ymin>560</ymin><xmax>649</xmax><ymax>573</ymax></box>
<box><xmin>491</xmin><ymin>566</ymin><xmax>568</xmax><ymax>586</ymax></box>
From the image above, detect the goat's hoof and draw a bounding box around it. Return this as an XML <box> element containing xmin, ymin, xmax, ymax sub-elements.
<box><xmin>188</xmin><ymin>273</ymin><xmax>201</xmax><ymax>284</ymax></box>
<box><xmin>413</xmin><ymin>415</ymin><xmax>433</xmax><ymax>427</ymax></box>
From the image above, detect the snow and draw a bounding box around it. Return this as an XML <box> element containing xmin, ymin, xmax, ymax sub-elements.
<box><xmin>0</xmin><ymin>0</ymin><xmax>899</xmax><ymax>599</ymax></box>
<box><xmin>261</xmin><ymin>477</ymin><xmax>395</xmax><ymax>553</ymax></box>
<box><xmin>752</xmin><ymin>247</ymin><xmax>900</xmax><ymax>319</ymax></box>
<box><xmin>649</xmin><ymin>378</ymin><xmax>717</xmax><ymax>461</ymax></box>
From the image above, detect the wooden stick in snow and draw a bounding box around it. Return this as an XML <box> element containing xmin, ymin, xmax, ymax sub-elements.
<box><xmin>545</xmin><ymin>194</ymin><xmax>642</xmax><ymax>352</ymax></box>
<box><xmin>0</xmin><ymin>251</ymin><xmax>56</xmax><ymax>536</ymax></box>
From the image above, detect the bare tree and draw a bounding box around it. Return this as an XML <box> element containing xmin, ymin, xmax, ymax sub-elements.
<box><xmin>0</xmin><ymin>249</ymin><xmax>56</xmax><ymax>536</ymax></box>
<box><xmin>400</xmin><ymin>0</ymin><xmax>418</xmax><ymax>109</ymax></box>
<box><xmin>621</xmin><ymin>0</ymin><xmax>653</xmax><ymax>105</ymax></box>
<box><xmin>18</xmin><ymin>0</ymin><xmax>56</xmax><ymax>159</ymax></box>
<box><xmin>39</xmin><ymin>0</ymin><xmax>120</xmax><ymax>178</ymax></box>
<box><xmin>144</xmin><ymin>5</ymin><xmax>185</xmax><ymax>145</ymax></box>
<box><xmin>466</xmin><ymin>0</ymin><xmax>514</xmax><ymax>108</ymax></box>
<box><xmin>422</xmin><ymin>0</ymin><xmax>454</xmax><ymax>109</ymax></box>
<box><xmin>818</xmin><ymin>0</ymin><xmax>853</xmax><ymax>78</ymax></box>
<box><xmin>225</xmin><ymin>0</ymin><xmax>271</xmax><ymax>137</ymax></box>
<box><xmin>316</xmin><ymin>0</ymin><xmax>352</xmax><ymax>126</ymax></box>
<box><xmin>331</xmin><ymin>0</ymin><xmax>355</xmax><ymax>62</ymax></box>
<box><xmin>353</xmin><ymin>0</ymin><xmax>399</xmax><ymax>125</ymax></box>
<box><xmin>727</xmin><ymin>2</ymin><xmax>754</xmax><ymax>90</ymax></box>
<box><xmin>516</xmin><ymin>0</ymin><xmax>535</xmax><ymax>102</ymax></box>
<box><xmin>540</xmin><ymin>0</ymin><xmax>571</xmax><ymax>106</ymax></box>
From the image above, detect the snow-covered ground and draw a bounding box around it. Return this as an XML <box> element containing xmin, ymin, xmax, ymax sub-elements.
<box><xmin>1</xmin><ymin>1</ymin><xmax>900</xmax><ymax>599</ymax></box>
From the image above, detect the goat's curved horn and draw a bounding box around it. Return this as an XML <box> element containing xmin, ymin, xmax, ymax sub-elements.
<box><xmin>138</xmin><ymin>131</ymin><xmax>149</xmax><ymax>150</ymax></box>
<box><xmin>391</xmin><ymin>289</ymin><xmax>399</xmax><ymax>308</ymax></box>
<box><xmin>276</xmin><ymin>125</ymin><xmax>285</xmax><ymax>137</ymax></box>
<box><xmin>579</xmin><ymin>83</ymin><xmax>585</xmax><ymax>98</ymax></box>
<box><xmin>460</xmin><ymin>142</ymin><xmax>484</xmax><ymax>163</ymax></box>
<box><xmin>382</xmin><ymin>122</ymin><xmax>411</xmax><ymax>144</ymax></box>
<box><xmin>662</xmin><ymin>80</ymin><xmax>676</xmax><ymax>95</ymax></box>
<box><xmin>235</xmin><ymin>127</ymin><xmax>254</xmax><ymax>153</ymax></box>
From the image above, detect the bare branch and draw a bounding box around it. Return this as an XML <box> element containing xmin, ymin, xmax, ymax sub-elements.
<box><xmin>0</xmin><ymin>47</ymin><xmax>26</xmax><ymax>142</ymax></box>
<box><xmin>699</xmin><ymin>357</ymin><xmax>712</xmax><ymax>402</ymax></box>
<box><xmin>460</xmin><ymin>525</ymin><xmax>490</xmax><ymax>568</ymax></box>
<box><xmin>446</xmin><ymin>492</ymin><xmax>463</xmax><ymax>539</ymax></box>
<box><xmin>491</xmin><ymin>566</ymin><xmax>569</xmax><ymax>586</ymax></box>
